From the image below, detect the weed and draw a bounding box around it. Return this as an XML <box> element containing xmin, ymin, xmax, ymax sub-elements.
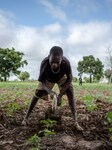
<box><xmin>30</xmin><ymin>148</ymin><xmax>39</xmax><ymax>150</ymax></box>
<box><xmin>110</xmin><ymin>136</ymin><xmax>112</xmax><ymax>141</ymax></box>
<box><xmin>40</xmin><ymin>118</ymin><xmax>57</xmax><ymax>137</ymax></box>
<box><xmin>106</xmin><ymin>112</ymin><xmax>112</xmax><ymax>141</ymax></box>
<box><xmin>61</xmin><ymin>97</ymin><xmax>65</xmax><ymax>106</ymax></box>
<box><xmin>82</xmin><ymin>95</ymin><xmax>98</xmax><ymax>112</ymax></box>
<box><xmin>6</xmin><ymin>102</ymin><xmax>21</xmax><ymax>116</ymax></box>
<box><xmin>105</xmin><ymin>96</ymin><xmax>112</xmax><ymax>103</ymax></box>
<box><xmin>106</xmin><ymin>112</ymin><xmax>112</xmax><ymax>124</ymax></box>
<box><xmin>109</xmin><ymin>127</ymin><xmax>112</xmax><ymax>132</ymax></box>
<box><xmin>94</xmin><ymin>93</ymin><xmax>103</xmax><ymax>100</ymax></box>
<box><xmin>5</xmin><ymin>100</ymin><xmax>28</xmax><ymax>116</ymax></box>
<box><xmin>42</xmin><ymin>128</ymin><xmax>56</xmax><ymax>137</ymax></box>
<box><xmin>40</xmin><ymin>118</ymin><xmax>57</xmax><ymax>130</ymax></box>
<box><xmin>28</xmin><ymin>134</ymin><xmax>40</xmax><ymax>149</ymax></box>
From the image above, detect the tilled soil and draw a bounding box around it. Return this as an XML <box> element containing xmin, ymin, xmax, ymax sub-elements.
<box><xmin>0</xmin><ymin>99</ymin><xmax>112</xmax><ymax>150</ymax></box>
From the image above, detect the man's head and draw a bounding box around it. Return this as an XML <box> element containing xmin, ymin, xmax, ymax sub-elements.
<box><xmin>49</xmin><ymin>46</ymin><xmax>63</xmax><ymax>72</ymax></box>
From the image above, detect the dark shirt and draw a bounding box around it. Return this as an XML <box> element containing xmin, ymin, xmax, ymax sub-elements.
<box><xmin>38</xmin><ymin>56</ymin><xmax>72</xmax><ymax>83</ymax></box>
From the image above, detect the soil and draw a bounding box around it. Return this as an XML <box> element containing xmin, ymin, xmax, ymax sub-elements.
<box><xmin>0</xmin><ymin>98</ymin><xmax>112</xmax><ymax>150</ymax></box>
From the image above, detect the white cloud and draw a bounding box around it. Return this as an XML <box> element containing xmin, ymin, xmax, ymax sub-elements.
<box><xmin>42</xmin><ymin>23</ymin><xmax>62</xmax><ymax>34</ymax></box>
<box><xmin>0</xmin><ymin>11</ymin><xmax>112</xmax><ymax>80</ymax></box>
<box><xmin>0</xmin><ymin>12</ymin><xmax>16</xmax><ymax>48</ymax></box>
<box><xmin>67</xmin><ymin>22</ymin><xmax>112</xmax><ymax>46</ymax></box>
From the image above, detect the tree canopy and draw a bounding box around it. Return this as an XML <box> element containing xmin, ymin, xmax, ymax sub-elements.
<box><xmin>105</xmin><ymin>69</ymin><xmax>112</xmax><ymax>83</ymax></box>
<box><xmin>0</xmin><ymin>47</ymin><xmax>28</xmax><ymax>81</ymax></box>
<box><xmin>18</xmin><ymin>71</ymin><xmax>30</xmax><ymax>81</ymax></box>
<box><xmin>77</xmin><ymin>55</ymin><xmax>104</xmax><ymax>83</ymax></box>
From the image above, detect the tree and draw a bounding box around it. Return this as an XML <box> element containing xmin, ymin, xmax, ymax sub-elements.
<box><xmin>105</xmin><ymin>46</ymin><xmax>112</xmax><ymax>83</ymax></box>
<box><xmin>18</xmin><ymin>71</ymin><xmax>30</xmax><ymax>81</ymax></box>
<box><xmin>77</xmin><ymin>55</ymin><xmax>104</xmax><ymax>83</ymax></box>
<box><xmin>73</xmin><ymin>77</ymin><xmax>78</xmax><ymax>82</ymax></box>
<box><xmin>0</xmin><ymin>47</ymin><xmax>28</xmax><ymax>81</ymax></box>
<box><xmin>105</xmin><ymin>69</ymin><xmax>112</xmax><ymax>83</ymax></box>
<box><xmin>83</xmin><ymin>77</ymin><xmax>90</xmax><ymax>83</ymax></box>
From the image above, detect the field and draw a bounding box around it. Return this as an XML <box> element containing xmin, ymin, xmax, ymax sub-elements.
<box><xmin>0</xmin><ymin>82</ymin><xmax>112</xmax><ymax>150</ymax></box>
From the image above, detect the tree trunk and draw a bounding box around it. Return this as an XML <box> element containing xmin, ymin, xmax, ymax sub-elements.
<box><xmin>4</xmin><ymin>76</ymin><xmax>7</xmax><ymax>82</ymax></box>
<box><xmin>90</xmin><ymin>74</ymin><xmax>92</xmax><ymax>83</ymax></box>
<box><xmin>109</xmin><ymin>74</ymin><xmax>112</xmax><ymax>84</ymax></box>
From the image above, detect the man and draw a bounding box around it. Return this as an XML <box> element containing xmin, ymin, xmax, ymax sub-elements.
<box><xmin>22</xmin><ymin>46</ymin><xmax>83</xmax><ymax>131</ymax></box>
<box><xmin>79</xmin><ymin>76</ymin><xmax>82</xmax><ymax>86</ymax></box>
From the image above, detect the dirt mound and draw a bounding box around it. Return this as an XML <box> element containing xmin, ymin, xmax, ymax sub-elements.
<box><xmin>0</xmin><ymin>99</ymin><xmax>112</xmax><ymax>150</ymax></box>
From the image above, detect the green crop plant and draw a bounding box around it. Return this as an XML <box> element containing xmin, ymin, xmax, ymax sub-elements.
<box><xmin>61</xmin><ymin>97</ymin><xmax>65</xmax><ymax>106</ymax></box>
<box><xmin>110</xmin><ymin>136</ymin><xmax>112</xmax><ymax>141</ymax></box>
<box><xmin>106</xmin><ymin>112</ymin><xmax>112</xmax><ymax>124</ymax></box>
<box><xmin>82</xmin><ymin>95</ymin><xmax>98</xmax><ymax>112</ymax></box>
<box><xmin>5</xmin><ymin>101</ymin><xmax>27</xmax><ymax>116</ymax></box>
<box><xmin>6</xmin><ymin>102</ymin><xmax>21</xmax><ymax>116</ymax></box>
<box><xmin>42</xmin><ymin>128</ymin><xmax>56</xmax><ymax>137</ymax></box>
<box><xmin>109</xmin><ymin>127</ymin><xmax>112</xmax><ymax>141</ymax></box>
<box><xmin>40</xmin><ymin>119</ymin><xmax>57</xmax><ymax>137</ymax></box>
<box><xmin>106</xmin><ymin>112</ymin><xmax>112</xmax><ymax>141</ymax></box>
<box><xmin>105</xmin><ymin>96</ymin><xmax>112</xmax><ymax>103</ymax></box>
<box><xmin>28</xmin><ymin>134</ymin><xmax>40</xmax><ymax>150</ymax></box>
<box><xmin>40</xmin><ymin>118</ymin><xmax>57</xmax><ymax>130</ymax></box>
<box><xmin>94</xmin><ymin>93</ymin><xmax>103</xmax><ymax>100</ymax></box>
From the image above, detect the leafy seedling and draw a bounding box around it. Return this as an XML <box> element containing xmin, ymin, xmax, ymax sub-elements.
<box><xmin>40</xmin><ymin>118</ymin><xmax>57</xmax><ymax>137</ymax></box>
<box><xmin>82</xmin><ymin>95</ymin><xmax>98</xmax><ymax>112</ymax></box>
<box><xmin>40</xmin><ymin>118</ymin><xmax>57</xmax><ymax>130</ymax></box>
<box><xmin>106</xmin><ymin>112</ymin><xmax>112</xmax><ymax>124</ymax></box>
<box><xmin>27</xmin><ymin>134</ymin><xmax>40</xmax><ymax>149</ymax></box>
<box><xmin>106</xmin><ymin>111</ymin><xmax>112</xmax><ymax>141</ymax></box>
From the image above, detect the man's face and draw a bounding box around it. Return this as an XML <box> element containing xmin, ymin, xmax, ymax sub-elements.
<box><xmin>49</xmin><ymin>54</ymin><xmax>62</xmax><ymax>70</ymax></box>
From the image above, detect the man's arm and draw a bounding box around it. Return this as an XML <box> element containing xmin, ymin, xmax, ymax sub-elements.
<box><xmin>57</xmin><ymin>57</ymin><xmax>73</xmax><ymax>105</ymax></box>
<box><xmin>57</xmin><ymin>73</ymin><xmax>72</xmax><ymax>106</ymax></box>
<box><xmin>41</xmin><ymin>81</ymin><xmax>56</xmax><ymax>98</ymax></box>
<box><xmin>59</xmin><ymin>58</ymin><xmax>73</xmax><ymax>97</ymax></box>
<box><xmin>41</xmin><ymin>81</ymin><xmax>51</xmax><ymax>94</ymax></box>
<box><xmin>59</xmin><ymin>74</ymin><xmax>72</xmax><ymax>97</ymax></box>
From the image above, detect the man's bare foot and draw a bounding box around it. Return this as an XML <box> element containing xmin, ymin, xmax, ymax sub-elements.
<box><xmin>21</xmin><ymin>118</ymin><xmax>28</xmax><ymax>126</ymax></box>
<box><xmin>74</xmin><ymin>121</ymin><xmax>83</xmax><ymax>131</ymax></box>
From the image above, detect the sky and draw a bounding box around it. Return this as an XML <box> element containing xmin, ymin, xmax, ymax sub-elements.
<box><xmin>0</xmin><ymin>0</ymin><xmax>112</xmax><ymax>80</ymax></box>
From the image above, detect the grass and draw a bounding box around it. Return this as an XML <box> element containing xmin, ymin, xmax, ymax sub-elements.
<box><xmin>0</xmin><ymin>81</ymin><xmax>112</xmax><ymax>116</ymax></box>
<box><xmin>82</xmin><ymin>95</ymin><xmax>98</xmax><ymax>112</ymax></box>
<box><xmin>0</xmin><ymin>81</ymin><xmax>112</xmax><ymax>101</ymax></box>
<box><xmin>73</xmin><ymin>82</ymin><xmax>112</xmax><ymax>103</ymax></box>
<box><xmin>0</xmin><ymin>81</ymin><xmax>37</xmax><ymax>115</ymax></box>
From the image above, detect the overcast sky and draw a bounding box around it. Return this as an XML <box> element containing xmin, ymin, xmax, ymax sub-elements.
<box><xmin>0</xmin><ymin>0</ymin><xmax>112</xmax><ymax>80</ymax></box>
